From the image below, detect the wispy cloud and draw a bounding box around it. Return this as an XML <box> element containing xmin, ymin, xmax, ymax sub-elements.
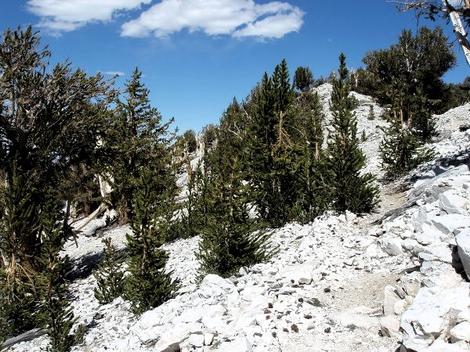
<box><xmin>27</xmin><ymin>0</ymin><xmax>151</xmax><ymax>34</ymax></box>
<box><xmin>121</xmin><ymin>0</ymin><xmax>304</xmax><ymax>39</ymax></box>
<box><xmin>100</xmin><ymin>71</ymin><xmax>126</xmax><ymax>77</ymax></box>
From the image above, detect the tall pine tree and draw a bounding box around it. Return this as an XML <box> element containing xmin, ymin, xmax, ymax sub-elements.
<box><xmin>197</xmin><ymin>108</ymin><xmax>272</xmax><ymax>278</ymax></box>
<box><xmin>124</xmin><ymin>168</ymin><xmax>179</xmax><ymax>315</ymax></box>
<box><xmin>106</xmin><ymin>68</ymin><xmax>174</xmax><ymax>224</ymax></box>
<box><xmin>326</xmin><ymin>54</ymin><xmax>379</xmax><ymax>213</ymax></box>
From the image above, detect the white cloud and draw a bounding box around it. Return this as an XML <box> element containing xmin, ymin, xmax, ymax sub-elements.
<box><xmin>27</xmin><ymin>0</ymin><xmax>152</xmax><ymax>33</ymax></box>
<box><xmin>101</xmin><ymin>71</ymin><xmax>125</xmax><ymax>76</ymax></box>
<box><xmin>121</xmin><ymin>0</ymin><xmax>304</xmax><ymax>39</ymax></box>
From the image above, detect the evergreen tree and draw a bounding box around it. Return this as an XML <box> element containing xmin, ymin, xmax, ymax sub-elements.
<box><xmin>36</xmin><ymin>191</ymin><xmax>78</xmax><ymax>352</ymax></box>
<box><xmin>0</xmin><ymin>27</ymin><xmax>111</xmax><ymax>339</ymax></box>
<box><xmin>0</xmin><ymin>26</ymin><xmax>112</xmax><ymax>272</ymax></box>
<box><xmin>326</xmin><ymin>54</ymin><xmax>379</xmax><ymax>213</ymax></box>
<box><xmin>362</xmin><ymin>27</ymin><xmax>455</xmax><ymax>140</ymax></box>
<box><xmin>290</xmin><ymin>91</ymin><xmax>330</xmax><ymax>222</ymax></box>
<box><xmin>380</xmin><ymin>115</ymin><xmax>435</xmax><ymax>180</ymax></box>
<box><xmin>93</xmin><ymin>238</ymin><xmax>124</xmax><ymax>305</ymax></box>
<box><xmin>293</xmin><ymin>66</ymin><xmax>314</xmax><ymax>92</ymax></box>
<box><xmin>124</xmin><ymin>168</ymin><xmax>179</xmax><ymax>315</ymax></box>
<box><xmin>0</xmin><ymin>172</ymin><xmax>41</xmax><ymax>341</ymax></box>
<box><xmin>197</xmin><ymin>124</ymin><xmax>272</xmax><ymax>277</ymax></box>
<box><xmin>246</xmin><ymin>59</ymin><xmax>303</xmax><ymax>226</ymax></box>
<box><xmin>106</xmin><ymin>68</ymin><xmax>174</xmax><ymax>224</ymax></box>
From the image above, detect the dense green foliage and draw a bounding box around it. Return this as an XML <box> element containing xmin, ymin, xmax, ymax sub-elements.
<box><xmin>294</xmin><ymin>66</ymin><xmax>314</xmax><ymax>92</ymax></box>
<box><xmin>380</xmin><ymin>119</ymin><xmax>435</xmax><ymax>179</ymax></box>
<box><xmin>0</xmin><ymin>27</ymin><xmax>110</xmax><ymax>345</ymax></box>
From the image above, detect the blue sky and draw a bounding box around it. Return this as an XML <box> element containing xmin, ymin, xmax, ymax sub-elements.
<box><xmin>1</xmin><ymin>0</ymin><xmax>468</xmax><ymax>132</ymax></box>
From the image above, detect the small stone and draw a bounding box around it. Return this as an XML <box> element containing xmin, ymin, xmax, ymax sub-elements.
<box><xmin>203</xmin><ymin>333</ymin><xmax>214</xmax><ymax>346</ymax></box>
<box><xmin>324</xmin><ymin>327</ymin><xmax>331</xmax><ymax>333</ymax></box>
<box><xmin>324</xmin><ymin>287</ymin><xmax>331</xmax><ymax>293</ymax></box>
<box><xmin>291</xmin><ymin>324</ymin><xmax>299</xmax><ymax>333</ymax></box>
<box><xmin>189</xmin><ymin>333</ymin><xmax>204</xmax><ymax>348</ymax></box>
<box><xmin>304</xmin><ymin>314</ymin><xmax>313</xmax><ymax>319</ymax></box>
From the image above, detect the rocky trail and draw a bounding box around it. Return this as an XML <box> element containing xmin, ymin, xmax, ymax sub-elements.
<box><xmin>6</xmin><ymin>89</ymin><xmax>470</xmax><ymax>352</ymax></box>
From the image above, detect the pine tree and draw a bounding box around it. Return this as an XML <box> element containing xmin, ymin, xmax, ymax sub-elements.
<box><xmin>362</xmin><ymin>27</ymin><xmax>455</xmax><ymax>135</ymax></box>
<box><xmin>40</xmin><ymin>249</ymin><xmax>76</xmax><ymax>352</ymax></box>
<box><xmin>106</xmin><ymin>68</ymin><xmax>174</xmax><ymax>224</ymax></box>
<box><xmin>124</xmin><ymin>168</ymin><xmax>179</xmax><ymax>315</ymax></box>
<box><xmin>36</xmin><ymin>191</ymin><xmax>78</xmax><ymax>352</ymax></box>
<box><xmin>380</xmin><ymin>117</ymin><xmax>435</xmax><ymax>179</ymax></box>
<box><xmin>197</xmin><ymin>155</ymin><xmax>272</xmax><ymax>278</ymax></box>
<box><xmin>326</xmin><ymin>54</ymin><xmax>379</xmax><ymax>213</ymax></box>
<box><xmin>293</xmin><ymin>66</ymin><xmax>314</xmax><ymax>92</ymax></box>
<box><xmin>93</xmin><ymin>238</ymin><xmax>124</xmax><ymax>305</ymax></box>
<box><xmin>0</xmin><ymin>173</ymin><xmax>41</xmax><ymax>341</ymax></box>
<box><xmin>245</xmin><ymin>72</ymin><xmax>278</xmax><ymax>222</ymax></box>
<box><xmin>0</xmin><ymin>27</ymin><xmax>112</xmax><ymax>339</ymax></box>
<box><xmin>0</xmin><ymin>27</ymin><xmax>112</xmax><ymax>273</ymax></box>
<box><xmin>293</xmin><ymin>92</ymin><xmax>331</xmax><ymax>222</ymax></box>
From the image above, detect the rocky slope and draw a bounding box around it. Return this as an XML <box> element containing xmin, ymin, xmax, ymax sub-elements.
<box><xmin>5</xmin><ymin>94</ymin><xmax>470</xmax><ymax>352</ymax></box>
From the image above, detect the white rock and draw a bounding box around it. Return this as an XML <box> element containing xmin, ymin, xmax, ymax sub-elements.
<box><xmin>415</xmin><ymin>223</ymin><xmax>443</xmax><ymax>246</ymax></box>
<box><xmin>335</xmin><ymin>307</ymin><xmax>380</xmax><ymax>330</ymax></box>
<box><xmin>439</xmin><ymin>190</ymin><xmax>469</xmax><ymax>215</ymax></box>
<box><xmin>281</xmin><ymin>263</ymin><xmax>315</xmax><ymax>285</ymax></box>
<box><xmin>379</xmin><ymin>315</ymin><xmax>400</xmax><ymax>337</ymax></box>
<box><xmin>450</xmin><ymin>321</ymin><xmax>470</xmax><ymax>343</ymax></box>
<box><xmin>431</xmin><ymin>214</ymin><xmax>470</xmax><ymax>235</ymax></box>
<box><xmin>383</xmin><ymin>285</ymin><xmax>400</xmax><ymax>316</ymax></box>
<box><xmin>419</xmin><ymin>244</ymin><xmax>453</xmax><ymax>264</ymax></box>
<box><xmin>401</xmin><ymin>283</ymin><xmax>470</xmax><ymax>351</ymax></box>
<box><xmin>381</xmin><ymin>238</ymin><xmax>404</xmax><ymax>256</ymax></box>
<box><xmin>421</xmin><ymin>339</ymin><xmax>469</xmax><ymax>352</ymax></box>
<box><xmin>204</xmin><ymin>333</ymin><xmax>215</xmax><ymax>346</ymax></box>
<box><xmin>456</xmin><ymin>228</ymin><xmax>470</xmax><ymax>279</ymax></box>
<box><xmin>189</xmin><ymin>333</ymin><xmax>204</xmax><ymax>347</ymax></box>
<box><xmin>218</xmin><ymin>336</ymin><xmax>252</xmax><ymax>352</ymax></box>
<box><xmin>393</xmin><ymin>299</ymin><xmax>407</xmax><ymax>315</ymax></box>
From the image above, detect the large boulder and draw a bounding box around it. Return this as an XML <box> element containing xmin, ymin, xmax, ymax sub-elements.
<box><xmin>401</xmin><ymin>283</ymin><xmax>470</xmax><ymax>351</ymax></box>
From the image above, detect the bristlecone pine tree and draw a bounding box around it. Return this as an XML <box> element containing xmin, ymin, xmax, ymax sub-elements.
<box><xmin>124</xmin><ymin>168</ymin><xmax>179</xmax><ymax>315</ymax></box>
<box><xmin>93</xmin><ymin>238</ymin><xmax>125</xmax><ymax>305</ymax></box>
<box><xmin>106</xmin><ymin>68</ymin><xmax>174</xmax><ymax>224</ymax></box>
<box><xmin>197</xmin><ymin>130</ymin><xmax>272</xmax><ymax>278</ymax></box>
<box><xmin>293</xmin><ymin>91</ymin><xmax>330</xmax><ymax>222</ymax></box>
<box><xmin>0</xmin><ymin>173</ymin><xmax>41</xmax><ymax>342</ymax></box>
<box><xmin>293</xmin><ymin>66</ymin><xmax>314</xmax><ymax>92</ymax></box>
<box><xmin>0</xmin><ymin>27</ymin><xmax>111</xmax><ymax>339</ymax></box>
<box><xmin>326</xmin><ymin>54</ymin><xmax>379</xmax><ymax>213</ymax></box>
<box><xmin>380</xmin><ymin>115</ymin><xmax>435</xmax><ymax>179</ymax></box>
